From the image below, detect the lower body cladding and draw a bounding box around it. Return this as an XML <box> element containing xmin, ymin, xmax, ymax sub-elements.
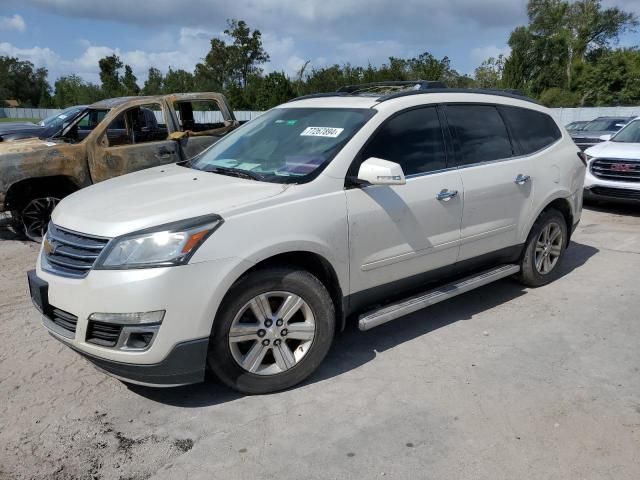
<box><xmin>29</xmin><ymin>254</ymin><xmax>252</xmax><ymax>386</ymax></box>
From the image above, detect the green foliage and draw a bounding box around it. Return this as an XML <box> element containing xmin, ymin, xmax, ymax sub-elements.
<box><xmin>0</xmin><ymin>56</ymin><xmax>51</xmax><ymax>106</ymax></box>
<box><xmin>98</xmin><ymin>54</ymin><xmax>124</xmax><ymax>98</ymax></box>
<box><xmin>577</xmin><ymin>48</ymin><xmax>640</xmax><ymax>105</ymax></box>
<box><xmin>162</xmin><ymin>68</ymin><xmax>195</xmax><ymax>94</ymax></box>
<box><xmin>122</xmin><ymin>65</ymin><xmax>140</xmax><ymax>96</ymax></box>
<box><xmin>142</xmin><ymin>68</ymin><xmax>164</xmax><ymax>95</ymax></box>
<box><xmin>53</xmin><ymin>75</ymin><xmax>102</xmax><ymax>107</ymax></box>
<box><xmin>539</xmin><ymin>87</ymin><xmax>581</xmax><ymax>107</ymax></box>
<box><xmin>475</xmin><ymin>55</ymin><xmax>506</xmax><ymax>89</ymax></box>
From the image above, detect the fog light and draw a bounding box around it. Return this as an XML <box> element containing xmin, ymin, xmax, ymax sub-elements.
<box><xmin>88</xmin><ymin>311</ymin><xmax>165</xmax><ymax>325</ymax></box>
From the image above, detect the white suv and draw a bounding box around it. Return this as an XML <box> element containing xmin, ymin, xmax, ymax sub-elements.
<box><xmin>28</xmin><ymin>83</ymin><xmax>586</xmax><ymax>394</ymax></box>
<box><xmin>583</xmin><ymin>117</ymin><xmax>640</xmax><ymax>203</ymax></box>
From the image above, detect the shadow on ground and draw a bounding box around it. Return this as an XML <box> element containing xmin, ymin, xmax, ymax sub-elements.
<box><xmin>584</xmin><ymin>200</ymin><xmax>640</xmax><ymax>217</ymax></box>
<box><xmin>130</xmin><ymin>241</ymin><xmax>599</xmax><ymax>407</ymax></box>
<box><xmin>0</xmin><ymin>215</ymin><xmax>23</xmax><ymax>241</ymax></box>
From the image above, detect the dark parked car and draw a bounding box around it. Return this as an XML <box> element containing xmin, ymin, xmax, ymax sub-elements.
<box><xmin>0</xmin><ymin>106</ymin><xmax>87</xmax><ymax>142</ymax></box>
<box><xmin>571</xmin><ymin>116</ymin><xmax>634</xmax><ymax>150</ymax></box>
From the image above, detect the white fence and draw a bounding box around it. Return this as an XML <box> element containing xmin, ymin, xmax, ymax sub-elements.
<box><xmin>3</xmin><ymin>106</ymin><xmax>640</xmax><ymax>126</ymax></box>
<box><xmin>0</xmin><ymin>108</ymin><xmax>263</xmax><ymax>123</ymax></box>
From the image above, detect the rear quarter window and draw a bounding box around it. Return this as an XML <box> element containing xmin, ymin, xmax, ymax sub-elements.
<box><xmin>500</xmin><ymin>106</ymin><xmax>561</xmax><ymax>155</ymax></box>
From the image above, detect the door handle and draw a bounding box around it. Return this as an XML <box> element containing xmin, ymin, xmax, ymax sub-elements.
<box><xmin>156</xmin><ymin>147</ymin><xmax>174</xmax><ymax>158</ymax></box>
<box><xmin>436</xmin><ymin>189</ymin><xmax>459</xmax><ymax>201</ymax></box>
<box><xmin>515</xmin><ymin>174</ymin><xmax>531</xmax><ymax>185</ymax></box>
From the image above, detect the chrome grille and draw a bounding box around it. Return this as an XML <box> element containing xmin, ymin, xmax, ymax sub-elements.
<box><xmin>591</xmin><ymin>158</ymin><xmax>640</xmax><ymax>183</ymax></box>
<box><xmin>43</xmin><ymin>223</ymin><xmax>110</xmax><ymax>278</ymax></box>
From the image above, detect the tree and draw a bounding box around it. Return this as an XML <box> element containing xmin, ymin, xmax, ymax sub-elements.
<box><xmin>142</xmin><ymin>67</ymin><xmax>164</xmax><ymax>95</ymax></box>
<box><xmin>577</xmin><ymin>48</ymin><xmax>640</xmax><ymax>105</ymax></box>
<box><xmin>504</xmin><ymin>0</ymin><xmax>637</xmax><ymax>96</ymax></box>
<box><xmin>163</xmin><ymin>68</ymin><xmax>194</xmax><ymax>93</ymax></box>
<box><xmin>53</xmin><ymin>75</ymin><xmax>102</xmax><ymax>107</ymax></box>
<box><xmin>224</xmin><ymin>19</ymin><xmax>270</xmax><ymax>88</ymax></box>
<box><xmin>122</xmin><ymin>65</ymin><xmax>140</xmax><ymax>96</ymax></box>
<box><xmin>475</xmin><ymin>55</ymin><xmax>506</xmax><ymax>89</ymax></box>
<box><xmin>0</xmin><ymin>56</ymin><xmax>51</xmax><ymax>106</ymax></box>
<box><xmin>98</xmin><ymin>54</ymin><xmax>124</xmax><ymax>97</ymax></box>
<box><xmin>194</xmin><ymin>38</ymin><xmax>234</xmax><ymax>91</ymax></box>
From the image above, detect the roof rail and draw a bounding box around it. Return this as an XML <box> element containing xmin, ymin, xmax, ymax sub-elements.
<box><xmin>336</xmin><ymin>80</ymin><xmax>447</xmax><ymax>94</ymax></box>
<box><xmin>377</xmin><ymin>87</ymin><xmax>540</xmax><ymax>105</ymax></box>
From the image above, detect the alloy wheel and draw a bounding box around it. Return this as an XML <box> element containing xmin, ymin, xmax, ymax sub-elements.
<box><xmin>20</xmin><ymin>197</ymin><xmax>59</xmax><ymax>242</ymax></box>
<box><xmin>534</xmin><ymin>222</ymin><xmax>563</xmax><ymax>275</ymax></box>
<box><xmin>228</xmin><ymin>291</ymin><xmax>316</xmax><ymax>375</ymax></box>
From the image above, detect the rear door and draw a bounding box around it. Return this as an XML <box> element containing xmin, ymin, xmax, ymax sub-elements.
<box><xmin>89</xmin><ymin>102</ymin><xmax>179</xmax><ymax>183</ymax></box>
<box><xmin>444</xmin><ymin>103</ymin><xmax>535</xmax><ymax>262</ymax></box>
<box><xmin>169</xmin><ymin>94</ymin><xmax>237</xmax><ymax>159</ymax></box>
<box><xmin>345</xmin><ymin>106</ymin><xmax>463</xmax><ymax>306</ymax></box>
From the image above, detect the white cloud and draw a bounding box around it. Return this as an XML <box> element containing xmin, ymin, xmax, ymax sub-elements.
<box><xmin>470</xmin><ymin>45</ymin><xmax>511</xmax><ymax>67</ymax></box>
<box><xmin>0</xmin><ymin>14</ymin><xmax>26</xmax><ymax>32</ymax></box>
<box><xmin>0</xmin><ymin>42</ymin><xmax>59</xmax><ymax>68</ymax></box>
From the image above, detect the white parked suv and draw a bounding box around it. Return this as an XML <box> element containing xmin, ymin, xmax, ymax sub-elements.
<box><xmin>583</xmin><ymin>117</ymin><xmax>640</xmax><ymax>203</ymax></box>
<box><xmin>28</xmin><ymin>82</ymin><xmax>586</xmax><ymax>394</ymax></box>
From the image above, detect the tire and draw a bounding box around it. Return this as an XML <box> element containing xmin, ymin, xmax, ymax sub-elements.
<box><xmin>15</xmin><ymin>195</ymin><xmax>62</xmax><ymax>242</ymax></box>
<box><xmin>207</xmin><ymin>267</ymin><xmax>335</xmax><ymax>394</ymax></box>
<box><xmin>516</xmin><ymin>208</ymin><xmax>568</xmax><ymax>287</ymax></box>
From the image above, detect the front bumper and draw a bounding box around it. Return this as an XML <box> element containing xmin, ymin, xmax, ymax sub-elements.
<box><xmin>584</xmin><ymin>166</ymin><xmax>640</xmax><ymax>203</ymax></box>
<box><xmin>31</xmin><ymin>252</ymin><xmax>252</xmax><ymax>386</ymax></box>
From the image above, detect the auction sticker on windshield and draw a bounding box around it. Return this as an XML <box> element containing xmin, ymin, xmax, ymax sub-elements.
<box><xmin>300</xmin><ymin>126</ymin><xmax>344</xmax><ymax>138</ymax></box>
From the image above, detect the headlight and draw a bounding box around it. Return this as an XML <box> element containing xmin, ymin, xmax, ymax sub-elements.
<box><xmin>96</xmin><ymin>214</ymin><xmax>223</xmax><ymax>269</ymax></box>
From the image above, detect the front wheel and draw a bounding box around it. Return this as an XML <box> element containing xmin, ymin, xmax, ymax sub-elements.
<box><xmin>516</xmin><ymin>208</ymin><xmax>568</xmax><ymax>287</ymax></box>
<box><xmin>207</xmin><ymin>267</ymin><xmax>335</xmax><ymax>394</ymax></box>
<box><xmin>14</xmin><ymin>196</ymin><xmax>61</xmax><ymax>242</ymax></box>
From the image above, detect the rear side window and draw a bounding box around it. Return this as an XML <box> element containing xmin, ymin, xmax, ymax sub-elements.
<box><xmin>360</xmin><ymin>106</ymin><xmax>447</xmax><ymax>176</ymax></box>
<box><xmin>500</xmin><ymin>106</ymin><xmax>561</xmax><ymax>155</ymax></box>
<box><xmin>445</xmin><ymin>105</ymin><xmax>513</xmax><ymax>166</ymax></box>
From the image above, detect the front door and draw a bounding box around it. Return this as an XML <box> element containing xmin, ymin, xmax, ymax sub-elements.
<box><xmin>444</xmin><ymin>104</ymin><xmax>534</xmax><ymax>261</ymax></box>
<box><xmin>345</xmin><ymin>106</ymin><xmax>463</xmax><ymax>308</ymax></box>
<box><xmin>89</xmin><ymin>102</ymin><xmax>180</xmax><ymax>183</ymax></box>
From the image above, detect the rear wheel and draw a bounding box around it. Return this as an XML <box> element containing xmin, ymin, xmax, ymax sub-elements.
<box><xmin>516</xmin><ymin>209</ymin><xmax>568</xmax><ymax>287</ymax></box>
<box><xmin>208</xmin><ymin>267</ymin><xmax>335</xmax><ymax>394</ymax></box>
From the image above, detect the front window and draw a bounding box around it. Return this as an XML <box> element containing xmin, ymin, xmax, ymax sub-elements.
<box><xmin>58</xmin><ymin>108</ymin><xmax>110</xmax><ymax>143</ymax></box>
<box><xmin>188</xmin><ymin>108</ymin><xmax>375</xmax><ymax>183</ymax></box>
<box><xmin>612</xmin><ymin>120</ymin><xmax>640</xmax><ymax>143</ymax></box>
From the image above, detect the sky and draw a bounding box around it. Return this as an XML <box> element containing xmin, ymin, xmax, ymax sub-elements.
<box><xmin>1</xmin><ymin>0</ymin><xmax>639</xmax><ymax>85</ymax></box>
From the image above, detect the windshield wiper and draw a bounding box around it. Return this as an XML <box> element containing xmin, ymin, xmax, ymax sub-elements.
<box><xmin>206</xmin><ymin>166</ymin><xmax>264</xmax><ymax>181</ymax></box>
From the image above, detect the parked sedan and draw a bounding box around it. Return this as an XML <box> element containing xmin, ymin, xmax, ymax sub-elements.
<box><xmin>571</xmin><ymin>116</ymin><xmax>634</xmax><ymax>150</ymax></box>
<box><xmin>0</xmin><ymin>105</ymin><xmax>87</xmax><ymax>142</ymax></box>
<box><xmin>584</xmin><ymin>117</ymin><xmax>640</xmax><ymax>203</ymax></box>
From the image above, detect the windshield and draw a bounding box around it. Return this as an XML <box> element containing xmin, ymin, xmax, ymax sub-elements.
<box><xmin>582</xmin><ymin>119</ymin><xmax>628</xmax><ymax>132</ymax></box>
<box><xmin>612</xmin><ymin>120</ymin><xmax>640</xmax><ymax>143</ymax></box>
<box><xmin>189</xmin><ymin>107</ymin><xmax>376</xmax><ymax>183</ymax></box>
<box><xmin>39</xmin><ymin>106</ymin><xmax>84</xmax><ymax>128</ymax></box>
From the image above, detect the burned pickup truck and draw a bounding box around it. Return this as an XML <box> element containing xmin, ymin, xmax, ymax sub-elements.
<box><xmin>0</xmin><ymin>93</ymin><xmax>239</xmax><ymax>240</ymax></box>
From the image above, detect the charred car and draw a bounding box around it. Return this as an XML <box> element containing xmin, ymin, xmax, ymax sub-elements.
<box><xmin>0</xmin><ymin>93</ymin><xmax>239</xmax><ymax>241</ymax></box>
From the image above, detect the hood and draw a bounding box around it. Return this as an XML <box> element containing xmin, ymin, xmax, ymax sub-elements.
<box><xmin>52</xmin><ymin>163</ymin><xmax>288</xmax><ymax>237</ymax></box>
<box><xmin>585</xmin><ymin>141</ymin><xmax>640</xmax><ymax>160</ymax></box>
<box><xmin>571</xmin><ymin>131</ymin><xmax>613</xmax><ymax>140</ymax></box>
<box><xmin>0</xmin><ymin>137</ymin><xmax>65</xmax><ymax>154</ymax></box>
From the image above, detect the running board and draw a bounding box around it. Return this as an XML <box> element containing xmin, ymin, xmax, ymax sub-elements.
<box><xmin>358</xmin><ymin>264</ymin><xmax>520</xmax><ymax>331</ymax></box>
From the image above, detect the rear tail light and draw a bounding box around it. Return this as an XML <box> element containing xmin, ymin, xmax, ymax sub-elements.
<box><xmin>577</xmin><ymin>152</ymin><xmax>588</xmax><ymax>166</ymax></box>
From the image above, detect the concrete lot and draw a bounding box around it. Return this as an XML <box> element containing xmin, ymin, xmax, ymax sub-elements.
<box><xmin>0</xmin><ymin>205</ymin><xmax>639</xmax><ymax>480</ymax></box>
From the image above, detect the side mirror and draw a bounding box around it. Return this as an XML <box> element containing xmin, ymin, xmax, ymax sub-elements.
<box><xmin>357</xmin><ymin>157</ymin><xmax>406</xmax><ymax>186</ymax></box>
<box><xmin>599</xmin><ymin>134</ymin><xmax>612</xmax><ymax>141</ymax></box>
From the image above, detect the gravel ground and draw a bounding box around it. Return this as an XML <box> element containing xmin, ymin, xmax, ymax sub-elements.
<box><xmin>1</xmin><ymin>204</ymin><xmax>639</xmax><ymax>480</ymax></box>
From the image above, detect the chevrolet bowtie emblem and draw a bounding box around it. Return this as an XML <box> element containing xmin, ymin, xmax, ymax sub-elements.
<box><xmin>43</xmin><ymin>238</ymin><xmax>57</xmax><ymax>255</ymax></box>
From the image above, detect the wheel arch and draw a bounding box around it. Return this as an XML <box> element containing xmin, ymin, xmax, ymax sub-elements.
<box><xmin>524</xmin><ymin>194</ymin><xmax>575</xmax><ymax>245</ymax></box>
<box><xmin>221</xmin><ymin>250</ymin><xmax>346</xmax><ymax>332</ymax></box>
<box><xmin>4</xmin><ymin>175</ymin><xmax>80</xmax><ymax>211</ymax></box>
